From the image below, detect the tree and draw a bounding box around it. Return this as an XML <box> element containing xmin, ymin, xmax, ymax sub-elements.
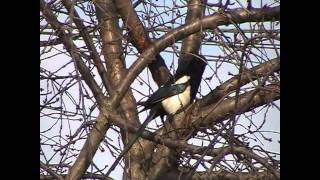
<box><xmin>40</xmin><ymin>0</ymin><xmax>280</xmax><ymax>179</ymax></box>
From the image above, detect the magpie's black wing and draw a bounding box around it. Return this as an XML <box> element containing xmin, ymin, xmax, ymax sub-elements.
<box><xmin>139</xmin><ymin>81</ymin><xmax>189</xmax><ymax>111</ymax></box>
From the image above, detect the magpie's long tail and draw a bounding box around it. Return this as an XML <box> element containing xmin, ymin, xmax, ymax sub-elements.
<box><xmin>105</xmin><ymin>104</ymin><xmax>160</xmax><ymax>176</ymax></box>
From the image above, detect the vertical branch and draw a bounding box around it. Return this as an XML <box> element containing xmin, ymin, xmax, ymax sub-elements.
<box><xmin>41</xmin><ymin>1</ymin><xmax>110</xmax><ymax>180</ymax></box>
<box><xmin>94</xmin><ymin>0</ymin><xmax>146</xmax><ymax>179</ymax></box>
<box><xmin>65</xmin><ymin>114</ymin><xmax>110</xmax><ymax>180</ymax></box>
<box><xmin>147</xmin><ymin>1</ymin><xmax>208</xmax><ymax>179</ymax></box>
<box><xmin>40</xmin><ymin>0</ymin><xmax>105</xmax><ymax>106</ymax></box>
<box><xmin>180</xmin><ymin>0</ymin><xmax>207</xmax><ymax>56</ymax></box>
<box><xmin>61</xmin><ymin>0</ymin><xmax>112</xmax><ymax>94</ymax></box>
<box><xmin>114</xmin><ymin>0</ymin><xmax>172</xmax><ymax>86</ymax></box>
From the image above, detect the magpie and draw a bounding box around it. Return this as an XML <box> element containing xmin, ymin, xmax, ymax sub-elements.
<box><xmin>107</xmin><ymin>55</ymin><xmax>207</xmax><ymax>172</ymax></box>
<box><xmin>139</xmin><ymin>54</ymin><xmax>207</xmax><ymax>120</ymax></box>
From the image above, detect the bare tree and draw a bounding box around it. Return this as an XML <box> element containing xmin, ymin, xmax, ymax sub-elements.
<box><xmin>40</xmin><ymin>0</ymin><xmax>280</xmax><ymax>179</ymax></box>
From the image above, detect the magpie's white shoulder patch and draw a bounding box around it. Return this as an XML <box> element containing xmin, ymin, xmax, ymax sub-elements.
<box><xmin>161</xmin><ymin>76</ymin><xmax>191</xmax><ymax>115</ymax></box>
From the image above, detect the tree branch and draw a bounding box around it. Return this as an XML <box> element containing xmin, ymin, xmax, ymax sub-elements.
<box><xmin>200</xmin><ymin>57</ymin><xmax>280</xmax><ymax>107</ymax></box>
<box><xmin>41</xmin><ymin>173</ymin><xmax>113</xmax><ymax>180</ymax></box>
<box><xmin>61</xmin><ymin>0</ymin><xmax>112</xmax><ymax>94</ymax></box>
<box><xmin>40</xmin><ymin>170</ymin><xmax>278</xmax><ymax>180</ymax></box>
<box><xmin>150</xmin><ymin>57</ymin><xmax>279</xmax><ymax>144</ymax></box>
<box><xmin>148</xmin><ymin>0</ymin><xmax>208</xmax><ymax>178</ymax></box>
<box><xmin>114</xmin><ymin>0</ymin><xmax>172</xmax><ymax>86</ymax></box>
<box><xmin>106</xmin><ymin>84</ymin><xmax>279</xmax><ymax>157</ymax></box>
<box><xmin>158</xmin><ymin>169</ymin><xmax>279</xmax><ymax>180</ymax></box>
<box><xmin>109</xmin><ymin>6</ymin><xmax>280</xmax><ymax>110</ymax></box>
<box><xmin>194</xmin><ymin>84</ymin><xmax>279</xmax><ymax>127</ymax></box>
<box><xmin>40</xmin><ymin>0</ymin><xmax>105</xmax><ymax>105</ymax></box>
<box><xmin>40</xmin><ymin>161</ymin><xmax>64</xmax><ymax>180</ymax></box>
<box><xmin>94</xmin><ymin>0</ymin><xmax>144</xmax><ymax>179</ymax></box>
<box><xmin>41</xmin><ymin>3</ymin><xmax>280</xmax><ymax>179</ymax></box>
<box><xmin>65</xmin><ymin>113</ymin><xmax>110</xmax><ymax>180</ymax></box>
<box><xmin>180</xmin><ymin>0</ymin><xmax>207</xmax><ymax>55</ymax></box>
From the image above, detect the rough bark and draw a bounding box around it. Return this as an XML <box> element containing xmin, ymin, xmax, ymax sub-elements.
<box><xmin>114</xmin><ymin>0</ymin><xmax>172</xmax><ymax>86</ymax></box>
<box><xmin>94</xmin><ymin>0</ymin><xmax>144</xmax><ymax>179</ymax></box>
<box><xmin>148</xmin><ymin>1</ymin><xmax>208</xmax><ymax>179</ymax></box>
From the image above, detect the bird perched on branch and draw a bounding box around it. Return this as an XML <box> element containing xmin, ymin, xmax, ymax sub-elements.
<box><xmin>107</xmin><ymin>55</ymin><xmax>207</xmax><ymax>173</ymax></box>
<box><xmin>139</xmin><ymin>54</ymin><xmax>207</xmax><ymax>124</ymax></box>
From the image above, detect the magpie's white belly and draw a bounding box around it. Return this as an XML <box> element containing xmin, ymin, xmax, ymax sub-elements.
<box><xmin>161</xmin><ymin>86</ymin><xmax>191</xmax><ymax>115</ymax></box>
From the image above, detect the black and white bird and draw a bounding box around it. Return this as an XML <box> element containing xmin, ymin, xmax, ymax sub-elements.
<box><xmin>139</xmin><ymin>54</ymin><xmax>207</xmax><ymax>122</ymax></box>
<box><xmin>113</xmin><ymin>55</ymin><xmax>207</xmax><ymax>165</ymax></box>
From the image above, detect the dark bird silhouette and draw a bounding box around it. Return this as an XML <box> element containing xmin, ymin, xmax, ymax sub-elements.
<box><xmin>139</xmin><ymin>54</ymin><xmax>207</xmax><ymax>125</ymax></box>
<box><xmin>106</xmin><ymin>55</ymin><xmax>207</xmax><ymax>174</ymax></box>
